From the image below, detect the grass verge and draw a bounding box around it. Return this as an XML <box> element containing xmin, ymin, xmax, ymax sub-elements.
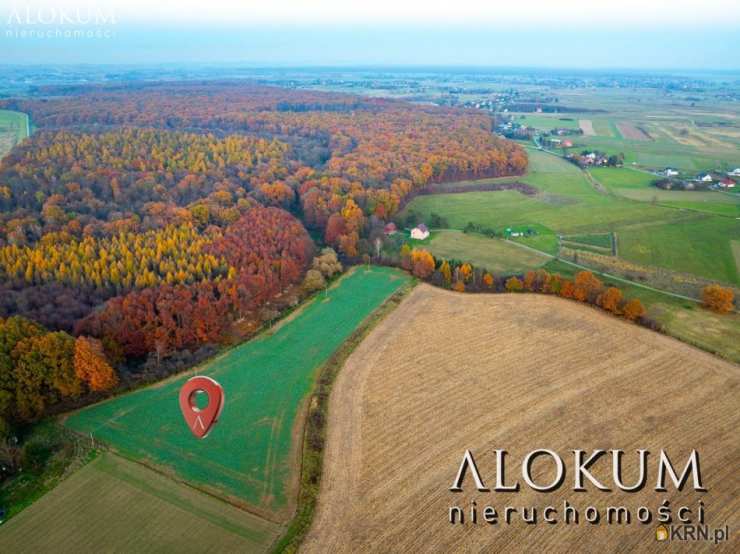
<box><xmin>0</xmin><ymin>422</ymin><xmax>99</xmax><ymax>522</ymax></box>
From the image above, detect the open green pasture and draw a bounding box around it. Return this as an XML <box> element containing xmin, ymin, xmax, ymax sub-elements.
<box><xmin>512</xmin><ymin>114</ymin><xmax>580</xmax><ymax>130</ymax></box>
<box><xmin>403</xmin><ymin>150</ymin><xmax>740</xmax><ymax>284</ymax></box>
<box><xmin>427</xmin><ymin>230</ymin><xmax>550</xmax><ymax>273</ymax></box>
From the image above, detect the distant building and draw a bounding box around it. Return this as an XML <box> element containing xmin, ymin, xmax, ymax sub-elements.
<box><xmin>562</xmin><ymin>139</ymin><xmax>574</xmax><ymax>148</ymax></box>
<box><xmin>719</xmin><ymin>177</ymin><xmax>736</xmax><ymax>189</ymax></box>
<box><xmin>728</xmin><ymin>168</ymin><xmax>740</xmax><ymax>177</ymax></box>
<box><xmin>698</xmin><ymin>173</ymin><xmax>714</xmax><ymax>183</ymax></box>
<box><xmin>663</xmin><ymin>168</ymin><xmax>679</xmax><ymax>177</ymax></box>
<box><xmin>384</xmin><ymin>222</ymin><xmax>397</xmax><ymax>235</ymax></box>
<box><xmin>410</xmin><ymin>223</ymin><xmax>430</xmax><ymax>240</ymax></box>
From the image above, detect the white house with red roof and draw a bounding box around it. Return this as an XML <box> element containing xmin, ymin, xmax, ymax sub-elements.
<box><xmin>410</xmin><ymin>223</ymin><xmax>430</xmax><ymax>240</ymax></box>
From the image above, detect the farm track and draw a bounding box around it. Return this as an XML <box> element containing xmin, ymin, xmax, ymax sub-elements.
<box><xmin>505</xmin><ymin>237</ymin><xmax>709</xmax><ymax>305</ymax></box>
<box><xmin>303</xmin><ymin>286</ymin><xmax>740</xmax><ymax>553</ymax></box>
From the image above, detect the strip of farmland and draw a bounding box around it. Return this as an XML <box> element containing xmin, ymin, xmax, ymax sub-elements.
<box><xmin>64</xmin><ymin>266</ymin><xmax>411</xmax><ymax>520</ymax></box>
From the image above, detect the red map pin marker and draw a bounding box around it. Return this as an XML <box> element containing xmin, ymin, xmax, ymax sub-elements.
<box><xmin>179</xmin><ymin>376</ymin><xmax>225</xmax><ymax>439</ymax></box>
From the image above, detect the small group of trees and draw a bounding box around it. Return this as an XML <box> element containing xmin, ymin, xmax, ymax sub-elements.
<box><xmin>702</xmin><ymin>284</ymin><xmax>735</xmax><ymax>314</ymax></box>
<box><xmin>302</xmin><ymin>248</ymin><xmax>343</xmax><ymax>292</ymax></box>
<box><xmin>399</xmin><ymin>245</ymin><xmax>651</xmax><ymax>325</ymax></box>
<box><xmin>0</xmin><ymin>316</ymin><xmax>118</xmax><ymax>435</ymax></box>
<box><xmin>504</xmin><ymin>268</ymin><xmax>646</xmax><ymax>320</ymax></box>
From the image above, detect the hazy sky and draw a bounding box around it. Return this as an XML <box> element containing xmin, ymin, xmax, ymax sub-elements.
<box><xmin>2</xmin><ymin>1</ymin><xmax>739</xmax><ymax>68</ymax></box>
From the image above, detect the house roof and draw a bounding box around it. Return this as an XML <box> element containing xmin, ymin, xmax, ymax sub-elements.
<box><xmin>720</xmin><ymin>177</ymin><xmax>735</xmax><ymax>185</ymax></box>
<box><xmin>415</xmin><ymin>223</ymin><xmax>429</xmax><ymax>232</ymax></box>
<box><xmin>384</xmin><ymin>222</ymin><xmax>397</xmax><ymax>230</ymax></box>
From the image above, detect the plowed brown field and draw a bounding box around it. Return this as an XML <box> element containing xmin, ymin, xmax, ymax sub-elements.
<box><xmin>303</xmin><ymin>285</ymin><xmax>739</xmax><ymax>553</ymax></box>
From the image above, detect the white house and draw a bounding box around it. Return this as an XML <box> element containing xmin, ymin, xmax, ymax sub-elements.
<box><xmin>410</xmin><ymin>223</ymin><xmax>430</xmax><ymax>240</ymax></box>
<box><xmin>729</xmin><ymin>168</ymin><xmax>740</xmax><ymax>177</ymax></box>
<box><xmin>663</xmin><ymin>168</ymin><xmax>679</xmax><ymax>177</ymax></box>
<box><xmin>698</xmin><ymin>174</ymin><xmax>714</xmax><ymax>183</ymax></box>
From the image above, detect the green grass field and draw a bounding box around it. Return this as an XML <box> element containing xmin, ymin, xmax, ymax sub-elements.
<box><xmin>0</xmin><ymin>109</ymin><xmax>29</xmax><ymax>139</ymax></box>
<box><xmin>562</xmin><ymin>232</ymin><xmax>612</xmax><ymax>249</ymax></box>
<box><xmin>404</xmin><ymin>150</ymin><xmax>740</xmax><ymax>284</ymax></box>
<box><xmin>427</xmin><ymin>230</ymin><xmax>549</xmax><ymax>273</ymax></box>
<box><xmin>590</xmin><ymin>167</ymin><xmax>655</xmax><ymax>189</ymax></box>
<box><xmin>64</xmin><ymin>266</ymin><xmax>410</xmax><ymax>518</ymax></box>
<box><xmin>618</xmin><ymin>215</ymin><xmax>740</xmax><ymax>283</ymax></box>
<box><xmin>512</xmin><ymin>114</ymin><xmax>579</xmax><ymax>130</ymax></box>
<box><xmin>0</xmin><ymin>110</ymin><xmax>30</xmax><ymax>158</ymax></box>
<box><xmin>590</xmin><ymin>166</ymin><xmax>740</xmax><ymax>216</ymax></box>
<box><xmin>0</xmin><ymin>453</ymin><xmax>280</xmax><ymax>553</ymax></box>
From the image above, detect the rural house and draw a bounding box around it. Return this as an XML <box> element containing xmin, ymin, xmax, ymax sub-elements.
<box><xmin>662</xmin><ymin>168</ymin><xmax>679</xmax><ymax>177</ymax></box>
<box><xmin>410</xmin><ymin>223</ymin><xmax>430</xmax><ymax>240</ymax></box>
<box><xmin>697</xmin><ymin>173</ymin><xmax>714</xmax><ymax>183</ymax></box>
<box><xmin>719</xmin><ymin>177</ymin><xmax>736</xmax><ymax>189</ymax></box>
<box><xmin>384</xmin><ymin>222</ymin><xmax>398</xmax><ymax>235</ymax></box>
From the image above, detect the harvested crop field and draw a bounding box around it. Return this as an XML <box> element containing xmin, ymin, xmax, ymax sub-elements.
<box><xmin>0</xmin><ymin>453</ymin><xmax>280</xmax><ymax>553</ymax></box>
<box><xmin>304</xmin><ymin>285</ymin><xmax>740</xmax><ymax>552</ymax></box>
<box><xmin>616</xmin><ymin>121</ymin><xmax>651</xmax><ymax>141</ymax></box>
<box><xmin>578</xmin><ymin>119</ymin><xmax>595</xmax><ymax>136</ymax></box>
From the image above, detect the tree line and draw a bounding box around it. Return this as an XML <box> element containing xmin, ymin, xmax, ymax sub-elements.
<box><xmin>399</xmin><ymin>245</ymin><xmax>653</xmax><ymax>324</ymax></box>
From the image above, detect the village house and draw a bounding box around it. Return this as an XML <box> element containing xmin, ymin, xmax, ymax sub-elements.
<box><xmin>384</xmin><ymin>222</ymin><xmax>397</xmax><ymax>235</ymax></box>
<box><xmin>697</xmin><ymin>173</ymin><xmax>714</xmax><ymax>183</ymax></box>
<box><xmin>662</xmin><ymin>168</ymin><xmax>679</xmax><ymax>177</ymax></box>
<box><xmin>719</xmin><ymin>177</ymin><xmax>736</xmax><ymax>189</ymax></box>
<box><xmin>728</xmin><ymin>168</ymin><xmax>740</xmax><ymax>177</ymax></box>
<box><xmin>410</xmin><ymin>223</ymin><xmax>430</xmax><ymax>240</ymax></box>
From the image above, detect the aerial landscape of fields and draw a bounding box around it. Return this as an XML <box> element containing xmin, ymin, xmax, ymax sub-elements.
<box><xmin>0</xmin><ymin>65</ymin><xmax>737</xmax><ymax>554</ymax></box>
<box><xmin>0</xmin><ymin>267</ymin><xmax>409</xmax><ymax>550</ymax></box>
<box><xmin>0</xmin><ymin>2</ymin><xmax>738</xmax><ymax>552</ymax></box>
<box><xmin>304</xmin><ymin>286</ymin><xmax>740</xmax><ymax>552</ymax></box>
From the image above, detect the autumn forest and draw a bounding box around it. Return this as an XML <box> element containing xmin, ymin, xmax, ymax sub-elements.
<box><xmin>0</xmin><ymin>81</ymin><xmax>527</xmax><ymax>430</ymax></box>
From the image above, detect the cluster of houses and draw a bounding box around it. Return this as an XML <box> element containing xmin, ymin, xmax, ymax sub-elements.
<box><xmin>656</xmin><ymin>167</ymin><xmax>738</xmax><ymax>190</ymax></box>
<box><xmin>566</xmin><ymin>150</ymin><xmax>623</xmax><ymax>168</ymax></box>
<box><xmin>496</xmin><ymin>120</ymin><xmax>535</xmax><ymax>140</ymax></box>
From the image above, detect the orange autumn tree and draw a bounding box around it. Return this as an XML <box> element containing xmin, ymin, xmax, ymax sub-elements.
<box><xmin>622</xmin><ymin>299</ymin><xmax>646</xmax><ymax>321</ymax></box>
<box><xmin>74</xmin><ymin>336</ymin><xmax>119</xmax><ymax>392</ymax></box>
<box><xmin>702</xmin><ymin>284</ymin><xmax>735</xmax><ymax>314</ymax></box>
<box><xmin>411</xmin><ymin>249</ymin><xmax>435</xmax><ymax>279</ymax></box>
<box><xmin>573</xmin><ymin>271</ymin><xmax>603</xmax><ymax>303</ymax></box>
<box><xmin>482</xmin><ymin>272</ymin><xmax>494</xmax><ymax>288</ymax></box>
<box><xmin>458</xmin><ymin>263</ymin><xmax>473</xmax><ymax>283</ymax></box>
<box><xmin>598</xmin><ymin>287</ymin><xmax>623</xmax><ymax>314</ymax></box>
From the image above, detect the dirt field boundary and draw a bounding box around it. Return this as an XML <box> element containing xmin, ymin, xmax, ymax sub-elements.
<box><xmin>271</xmin><ymin>280</ymin><xmax>416</xmax><ymax>553</ymax></box>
